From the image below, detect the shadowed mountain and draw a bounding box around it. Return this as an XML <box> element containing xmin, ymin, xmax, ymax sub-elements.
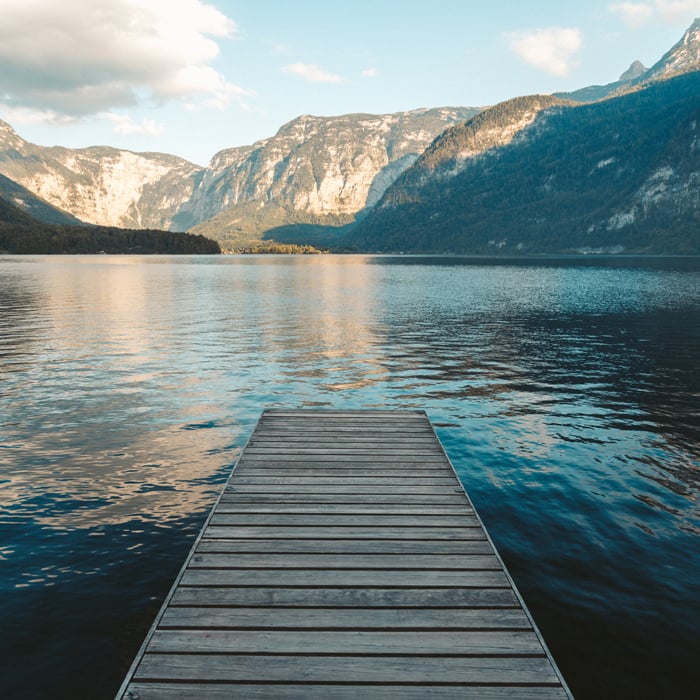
<box><xmin>346</xmin><ymin>72</ymin><xmax>700</xmax><ymax>254</ymax></box>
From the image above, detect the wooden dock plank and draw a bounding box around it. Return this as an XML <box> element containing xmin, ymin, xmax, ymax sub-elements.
<box><xmin>187</xmin><ymin>552</ymin><xmax>502</xmax><ymax>569</ymax></box>
<box><xmin>134</xmin><ymin>654</ymin><xmax>561</xmax><ymax>685</ymax></box>
<box><xmin>178</xmin><ymin>569</ymin><xmax>510</xmax><ymax>587</ymax></box>
<box><xmin>201</xmin><ymin>526</ymin><xmax>486</xmax><ymax>540</ymax></box>
<box><xmin>147</xmin><ymin>629</ymin><xmax>544</xmax><ymax>655</ymax></box>
<box><xmin>214</xmin><ymin>502</ymin><xmax>472</xmax><ymax>513</ymax></box>
<box><xmin>195</xmin><ymin>539</ymin><xmax>492</xmax><ymax>554</ymax></box>
<box><xmin>170</xmin><ymin>586</ymin><xmax>522</xmax><ymax>608</ymax></box>
<box><xmin>219</xmin><ymin>493</ymin><xmax>470</xmax><ymax>504</ymax></box>
<box><xmin>208</xmin><ymin>514</ymin><xmax>477</xmax><ymax>526</ymax></box>
<box><xmin>159</xmin><ymin>607</ymin><xmax>532</xmax><ymax>629</ymax></box>
<box><xmin>118</xmin><ymin>409</ymin><xmax>571</xmax><ymax>699</ymax></box>
<box><xmin>122</xmin><ymin>683</ymin><xmax>567</xmax><ymax>700</ymax></box>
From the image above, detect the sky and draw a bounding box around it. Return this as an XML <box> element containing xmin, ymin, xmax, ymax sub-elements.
<box><xmin>0</xmin><ymin>0</ymin><xmax>698</xmax><ymax>166</ymax></box>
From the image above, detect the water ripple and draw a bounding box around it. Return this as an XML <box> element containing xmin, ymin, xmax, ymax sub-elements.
<box><xmin>1</xmin><ymin>254</ymin><xmax>699</xmax><ymax>698</ymax></box>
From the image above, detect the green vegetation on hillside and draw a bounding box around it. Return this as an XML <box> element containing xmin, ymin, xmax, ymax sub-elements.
<box><xmin>347</xmin><ymin>72</ymin><xmax>700</xmax><ymax>255</ymax></box>
<box><xmin>0</xmin><ymin>173</ymin><xmax>85</xmax><ymax>226</ymax></box>
<box><xmin>238</xmin><ymin>243</ymin><xmax>327</xmax><ymax>254</ymax></box>
<box><xmin>191</xmin><ymin>202</ymin><xmax>354</xmax><ymax>252</ymax></box>
<box><xmin>0</xmin><ymin>196</ymin><xmax>220</xmax><ymax>254</ymax></box>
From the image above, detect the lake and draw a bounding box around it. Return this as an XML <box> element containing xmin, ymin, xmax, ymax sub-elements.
<box><xmin>1</xmin><ymin>254</ymin><xmax>699</xmax><ymax>698</ymax></box>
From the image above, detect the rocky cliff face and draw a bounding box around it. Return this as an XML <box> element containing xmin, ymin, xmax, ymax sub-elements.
<box><xmin>177</xmin><ymin>107</ymin><xmax>479</xmax><ymax>246</ymax></box>
<box><xmin>0</xmin><ymin>121</ymin><xmax>201</xmax><ymax>230</ymax></box>
<box><xmin>377</xmin><ymin>95</ymin><xmax>570</xmax><ymax>205</ymax></box>
<box><xmin>0</xmin><ymin>172</ymin><xmax>84</xmax><ymax>225</ymax></box>
<box><xmin>645</xmin><ymin>17</ymin><xmax>700</xmax><ymax>81</ymax></box>
<box><xmin>0</xmin><ymin>107</ymin><xmax>478</xmax><ymax>247</ymax></box>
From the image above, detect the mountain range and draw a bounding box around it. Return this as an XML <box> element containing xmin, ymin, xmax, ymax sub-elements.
<box><xmin>1</xmin><ymin>19</ymin><xmax>699</xmax><ymax>254</ymax></box>
<box><xmin>348</xmin><ymin>72</ymin><xmax>699</xmax><ymax>254</ymax></box>
<box><xmin>0</xmin><ymin>108</ymin><xmax>477</xmax><ymax>251</ymax></box>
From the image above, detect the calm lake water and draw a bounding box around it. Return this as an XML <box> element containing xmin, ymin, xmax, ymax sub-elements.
<box><xmin>1</xmin><ymin>254</ymin><xmax>699</xmax><ymax>698</ymax></box>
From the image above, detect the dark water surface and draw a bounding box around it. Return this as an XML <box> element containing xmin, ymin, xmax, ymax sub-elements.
<box><xmin>1</xmin><ymin>254</ymin><xmax>698</xmax><ymax>698</ymax></box>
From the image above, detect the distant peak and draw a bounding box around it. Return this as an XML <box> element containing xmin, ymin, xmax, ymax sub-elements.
<box><xmin>683</xmin><ymin>16</ymin><xmax>700</xmax><ymax>45</ymax></box>
<box><xmin>645</xmin><ymin>16</ymin><xmax>700</xmax><ymax>79</ymax></box>
<box><xmin>619</xmin><ymin>60</ymin><xmax>647</xmax><ymax>82</ymax></box>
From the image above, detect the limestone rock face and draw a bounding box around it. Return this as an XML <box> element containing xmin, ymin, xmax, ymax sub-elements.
<box><xmin>645</xmin><ymin>18</ymin><xmax>700</xmax><ymax>81</ymax></box>
<box><xmin>174</xmin><ymin>108</ymin><xmax>479</xmax><ymax>236</ymax></box>
<box><xmin>0</xmin><ymin>107</ymin><xmax>478</xmax><ymax>242</ymax></box>
<box><xmin>0</xmin><ymin>121</ymin><xmax>201</xmax><ymax>230</ymax></box>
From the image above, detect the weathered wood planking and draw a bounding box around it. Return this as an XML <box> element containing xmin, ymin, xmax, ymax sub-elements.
<box><xmin>118</xmin><ymin>409</ymin><xmax>572</xmax><ymax>699</ymax></box>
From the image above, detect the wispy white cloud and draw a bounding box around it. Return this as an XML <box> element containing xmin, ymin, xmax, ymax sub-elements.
<box><xmin>0</xmin><ymin>105</ymin><xmax>77</xmax><ymax>127</ymax></box>
<box><xmin>0</xmin><ymin>0</ymin><xmax>250</xmax><ymax>117</ymax></box>
<box><xmin>507</xmin><ymin>27</ymin><xmax>583</xmax><ymax>77</ymax></box>
<box><xmin>609</xmin><ymin>0</ymin><xmax>700</xmax><ymax>27</ymax></box>
<box><xmin>654</xmin><ymin>0</ymin><xmax>700</xmax><ymax>23</ymax></box>
<box><xmin>102</xmin><ymin>113</ymin><xmax>165</xmax><ymax>136</ymax></box>
<box><xmin>609</xmin><ymin>2</ymin><xmax>656</xmax><ymax>27</ymax></box>
<box><xmin>361</xmin><ymin>68</ymin><xmax>379</xmax><ymax>78</ymax></box>
<box><xmin>281</xmin><ymin>63</ymin><xmax>344</xmax><ymax>84</ymax></box>
<box><xmin>266</xmin><ymin>40</ymin><xmax>292</xmax><ymax>56</ymax></box>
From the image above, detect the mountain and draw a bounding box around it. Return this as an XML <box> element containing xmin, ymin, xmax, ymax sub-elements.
<box><xmin>347</xmin><ymin>72</ymin><xmax>700</xmax><ymax>254</ymax></box>
<box><xmin>178</xmin><ymin>107</ymin><xmax>480</xmax><ymax>250</ymax></box>
<box><xmin>645</xmin><ymin>17</ymin><xmax>700</xmax><ymax>81</ymax></box>
<box><xmin>367</xmin><ymin>95</ymin><xmax>571</xmax><ymax>204</ymax></box>
<box><xmin>2</xmin><ymin>19</ymin><xmax>697</xmax><ymax>255</ymax></box>
<box><xmin>0</xmin><ymin>172</ymin><xmax>85</xmax><ymax>226</ymax></box>
<box><xmin>561</xmin><ymin>17</ymin><xmax>700</xmax><ymax>103</ymax></box>
<box><xmin>0</xmin><ymin>189</ymin><xmax>220</xmax><ymax>255</ymax></box>
<box><xmin>619</xmin><ymin>60</ymin><xmax>647</xmax><ymax>82</ymax></box>
<box><xmin>0</xmin><ymin>107</ymin><xmax>479</xmax><ymax>251</ymax></box>
<box><xmin>0</xmin><ymin>120</ymin><xmax>201</xmax><ymax>230</ymax></box>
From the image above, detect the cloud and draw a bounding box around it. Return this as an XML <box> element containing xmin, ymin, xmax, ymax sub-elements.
<box><xmin>102</xmin><ymin>113</ymin><xmax>165</xmax><ymax>136</ymax></box>
<box><xmin>0</xmin><ymin>106</ymin><xmax>77</xmax><ymax>127</ymax></box>
<box><xmin>654</xmin><ymin>0</ymin><xmax>700</xmax><ymax>22</ymax></box>
<box><xmin>507</xmin><ymin>27</ymin><xmax>583</xmax><ymax>77</ymax></box>
<box><xmin>361</xmin><ymin>68</ymin><xmax>379</xmax><ymax>78</ymax></box>
<box><xmin>0</xmin><ymin>0</ymin><xmax>249</xmax><ymax>117</ymax></box>
<box><xmin>281</xmin><ymin>63</ymin><xmax>344</xmax><ymax>84</ymax></box>
<box><xmin>266</xmin><ymin>40</ymin><xmax>292</xmax><ymax>56</ymax></box>
<box><xmin>609</xmin><ymin>0</ymin><xmax>700</xmax><ymax>27</ymax></box>
<box><xmin>609</xmin><ymin>2</ymin><xmax>656</xmax><ymax>27</ymax></box>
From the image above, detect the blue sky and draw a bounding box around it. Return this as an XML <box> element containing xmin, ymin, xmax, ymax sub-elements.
<box><xmin>0</xmin><ymin>0</ymin><xmax>698</xmax><ymax>165</ymax></box>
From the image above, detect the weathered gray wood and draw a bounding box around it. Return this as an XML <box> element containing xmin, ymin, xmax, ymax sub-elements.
<box><xmin>149</xmin><ymin>629</ymin><xmax>543</xmax><ymax>654</ymax></box>
<box><xmin>118</xmin><ymin>409</ymin><xmax>571</xmax><ymax>700</ymax></box>
<box><xmin>220</xmin><ymin>493</ymin><xmax>469</xmax><ymax>504</ymax></box>
<box><xmin>188</xmin><ymin>553</ymin><xmax>501</xmax><ymax>570</ymax></box>
<box><xmin>234</xmin><ymin>468</ymin><xmax>450</xmax><ymax>477</ymax></box>
<box><xmin>208</xmin><ymin>514</ymin><xmax>477</xmax><ymax>527</ymax></box>
<box><xmin>134</xmin><ymin>654</ymin><xmax>561</xmax><ymax>685</ymax></box>
<box><xmin>253</xmin><ymin>425</ymin><xmax>436</xmax><ymax>432</ymax></box>
<box><xmin>196</xmin><ymin>539</ymin><xmax>492</xmax><ymax>554</ymax></box>
<box><xmin>248</xmin><ymin>437</ymin><xmax>439</xmax><ymax>444</ymax></box>
<box><xmin>215</xmin><ymin>502</ymin><xmax>471</xmax><ymax>514</ymax></box>
<box><xmin>231</xmin><ymin>476</ymin><xmax>457</xmax><ymax>485</ymax></box>
<box><xmin>233</xmin><ymin>463</ymin><xmax>462</xmax><ymax>472</ymax></box>
<box><xmin>239</xmin><ymin>454</ymin><xmax>447</xmax><ymax>463</ymax></box>
<box><xmin>243</xmin><ymin>445</ymin><xmax>443</xmax><ymax>453</ymax></box>
<box><xmin>170</xmin><ymin>586</ymin><xmax>521</xmax><ymax>608</ymax></box>
<box><xmin>203</xmin><ymin>525</ymin><xmax>485</xmax><ymax>540</ymax></box>
<box><xmin>226</xmin><ymin>484</ymin><xmax>464</xmax><ymax>494</ymax></box>
<box><xmin>160</xmin><ymin>607</ymin><xmax>531</xmax><ymax>629</ymax></box>
<box><xmin>122</xmin><ymin>683</ymin><xmax>568</xmax><ymax>699</ymax></box>
<box><xmin>180</xmin><ymin>569</ymin><xmax>510</xmax><ymax>587</ymax></box>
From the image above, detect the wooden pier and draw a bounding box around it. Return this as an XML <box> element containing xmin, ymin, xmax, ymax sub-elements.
<box><xmin>118</xmin><ymin>409</ymin><xmax>571</xmax><ymax>698</ymax></box>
